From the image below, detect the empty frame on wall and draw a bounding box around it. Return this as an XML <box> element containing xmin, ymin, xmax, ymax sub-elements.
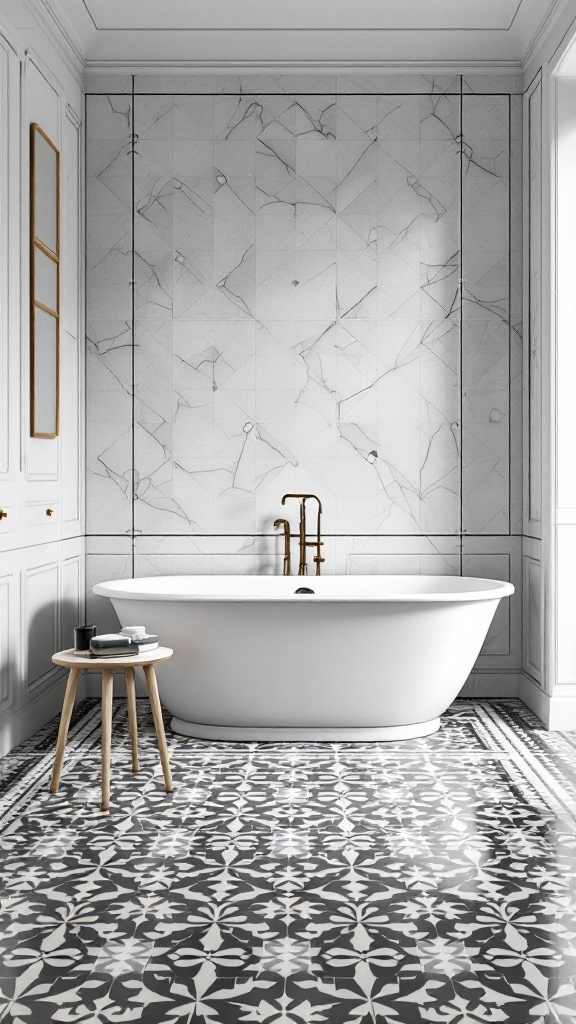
<box><xmin>30</xmin><ymin>123</ymin><xmax>59</xmax><ymax>438</ymax></box>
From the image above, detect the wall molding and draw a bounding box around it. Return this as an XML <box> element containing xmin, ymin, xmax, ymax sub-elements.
<box><xmin>0</xmin><ymin>668</ymin><xmax>82</xmax><ymax>759</ymax></box>
<box><xmin>23</xmin><ymin>0</ymin><xmax>84</xmax><ymax>82</ymax></box>
<box><xmin>522</xmin><ymin>0</ymin><xmax>566</xmax><ymax>69</ymax></box>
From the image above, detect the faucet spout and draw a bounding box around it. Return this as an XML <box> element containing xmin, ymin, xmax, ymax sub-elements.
<box><xmin>278</xmin><ymin>493</ymin><xmax>324</xmax><ymax>576</ymax></box>
<box><xmin>273</xmin><ymin>518</ymin><xmax>292</xmax><ymax>576</ymax></box>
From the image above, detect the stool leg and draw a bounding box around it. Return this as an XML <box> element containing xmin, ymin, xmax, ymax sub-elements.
<box><xmin>101</xmin><ymin>670</ymin><xmax>114</xmax><ymax>812</ymax></box>
<box><xmin>143</xmin><ymin>664</ymin><xmax>173</xmax><ymax>793</ymax></box>
<box><xmin>125</xmin><ymin>667</ymin><xmax>139</xmax><ymax>773</ymax></box>
<box><xmin>50</xmin><ymin>668</ymin><xmax>83</xmax><ymax>795</ymax></box>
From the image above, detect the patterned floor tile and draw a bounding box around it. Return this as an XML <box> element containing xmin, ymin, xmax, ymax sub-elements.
<box><xmin>2</xmin><ymin>699</ymin><xmax>576</xmax><ymax>1020</ymax></box>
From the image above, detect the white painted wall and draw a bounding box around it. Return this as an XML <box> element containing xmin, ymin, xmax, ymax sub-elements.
<box><xmin>0</xmin><ymin>0</ymin><xmax>85</xmax><ymax>754</ymax></box>
<box><xmin>519</xmin><ymin>2</ymin><xmax>576</xmax><ymax>727</ymax></box>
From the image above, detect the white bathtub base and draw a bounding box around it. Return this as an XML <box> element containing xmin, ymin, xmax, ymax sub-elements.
<box><xmin>93</xmin><ymin>575</ymin><xmax>514</xmax><ymax>743</ymax></box>
<box><xmin>170</xmin><ymin>717</ymin><xmax>441</xmax><ymax>742</ymax></box>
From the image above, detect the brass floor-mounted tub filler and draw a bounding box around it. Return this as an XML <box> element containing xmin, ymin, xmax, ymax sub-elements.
<box><xmin>274</xmin><ymin>493</ymin><xmax>324</xmax><ymax>576</ymax></box>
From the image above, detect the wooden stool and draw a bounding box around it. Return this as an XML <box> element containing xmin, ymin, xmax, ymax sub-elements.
<box><xmin>50</xmin><ymin>647</ymin><xmax>174</xmax><ymax>812</ymax></box>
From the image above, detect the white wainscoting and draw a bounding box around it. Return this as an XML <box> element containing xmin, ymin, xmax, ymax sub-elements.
<box><xmin>0</xmin><ymin>2</ymin><xmax>85</xmax><ymax>755</ymax></box>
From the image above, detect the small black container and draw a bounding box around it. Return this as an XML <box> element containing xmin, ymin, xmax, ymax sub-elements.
<box><xmin>74</xmin><ymin>625</ymin><xmax>97</xmax><ymax>652</ymax></box>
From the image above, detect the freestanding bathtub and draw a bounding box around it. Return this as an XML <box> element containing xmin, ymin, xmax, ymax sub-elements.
<box><xmin>93</xmin><ymin>574</ymin><xmax>514</xmax><ymax>741</ymax></box>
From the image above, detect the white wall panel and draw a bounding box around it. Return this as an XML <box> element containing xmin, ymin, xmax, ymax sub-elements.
<box><xmin>0</xmin><ymin>43</ymin><xmax>9</xmax><ymax>480</ymax></box>
<box><xmin>0</xmin><ymin>4</ymin><xmax>84</xmax><ymax>753</ymax></box>
<box><xmin>523</xmin><ymin>548</ymin><xmax>541</xmax><ymax>682</ymax></box>
<box><xmin>524</xmin><ymin>73</ymin><xmax>542</xmax><ymax>538</ymax></box>
<box><xmin>22</xmin><ymin>561</ymin><xmax>60</xmax><ymax>693</ymax></box>
<box><xmin>461</xmin><ymin>535</ymin><xmax>522</xmax><ymax>671</ymax></box>
<box><xmin>0</xmin><ymin>41</ymin><xmax>21</xmax><ymax>509</ymax></box>
<box><xmin>0</xmin><ymin>573</ymin><xmax>15</xmax><ymax>712</ymax></box>
<box><xmin>61</xmin><ymin>548</ymin><xmax>82</xmax><ymax>650</ymax></box>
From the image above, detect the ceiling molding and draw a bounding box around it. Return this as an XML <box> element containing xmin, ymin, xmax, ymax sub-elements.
<box><xmin>38</xmin><ymin>0</ymin><xmax>570</xmax><ymax>76</ymax></box>
<box><xmin>79</xmin><ymin>0</ymin><xmax>525</xmax><ymax>33</ymax></box>
<box><xmin>84</xmin><ymin>58</ymin><xmax>524</xmax><ymax>73</ymax></box>
<box><xmin>522</xmin><ymin>0</ymin><xmax>567</xmax><ymax>67</ymax></box>
<box><xmin>24</xmin><ymin>0</ymin><xmax>85</xmax><ymax>76</ymax></box>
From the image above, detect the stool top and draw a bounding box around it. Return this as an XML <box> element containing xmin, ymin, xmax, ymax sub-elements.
<box><xmin>52</xmin><ymin>647</ymin><xmax>174</xmax><ymax>669</ymax></box>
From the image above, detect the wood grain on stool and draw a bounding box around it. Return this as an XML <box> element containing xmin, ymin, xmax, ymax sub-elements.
<box><xmin>101</xmin><ymin>669</ymin><xmax>114</xmax><ymax>812</ymax></box>
<box><xmin>125</xmin><ymin>667</ymin><xmax>139</xmax><ymax>773</ymax></box>
<box><xmin>144</xmin><ymin>664</ymin><xmax>173</xmax><ymax>792</ymax></box>
<box><xmin>50</xmin><ymin>667</ymin><xmax>83</xmax><ymax>795</ymax></box>
<box><xmin>49</xmin><ymin>647</ymin><xmax>174</xmax><ymax>811</ymax></box>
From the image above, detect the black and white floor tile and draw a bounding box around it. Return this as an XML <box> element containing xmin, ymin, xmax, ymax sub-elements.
<box><xmin>2</xmin><ymin>699</ymin><xmax>576</xmax><ymax>1022</ymax></box>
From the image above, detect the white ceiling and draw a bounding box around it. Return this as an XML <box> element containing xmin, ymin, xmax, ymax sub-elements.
<box><xmin>51</xmin><ymin>0</ymin><xmax>560</xmax><ymax>66</ymax></box>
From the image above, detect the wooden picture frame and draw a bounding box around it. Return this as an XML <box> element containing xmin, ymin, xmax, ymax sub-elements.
<box><xmin>30</xmin><ymin>123</ymin><xmax>60</xmax><ymax>438</ymax></box>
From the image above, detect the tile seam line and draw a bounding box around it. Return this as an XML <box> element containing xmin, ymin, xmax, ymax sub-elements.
<box><xmin>508</xmin><ymin>92</ymin><xmax>512</xmax><ymax>535</ymax></box>
<box><xmin>131</xmin><ymin>73</ymin><xmax>136</xmax><ymax>574</ymax></box>
<box><xmin>85</xmin><ymin>93</ymin><xmax>521</xmax><ymax>98</ymax></box>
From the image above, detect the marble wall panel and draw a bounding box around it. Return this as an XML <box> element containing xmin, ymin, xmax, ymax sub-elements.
<box><xmin>86</xmin><ymin>85</ymin><xmax>521</xmax><ymax>632</ymax></box>
<box><xmin>94</xmin><ymin>74</ymin><xmax>525</xmax><ymax>98</ymax></box>
<box><xmin>462</xmin><ymin>95</ymin><xmax>511</xmax><ymax>535</ymax></box>
<box><xmin>85</xmin><ymin>77</ymin><xmax>523</xmax><ymax>687</ymax></box>
<box><xmin>85</xmin><ymin>542</ymin><xmax>132</xmax><ymax>635</ymax></box>
<box><xmin>462</xmin><ymin>535</ymin><xmax>521</xmax><ymax>669</ymax></box>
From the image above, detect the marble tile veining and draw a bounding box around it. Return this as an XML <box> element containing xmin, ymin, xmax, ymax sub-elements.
<box><xmin>1</xmin><ymin>700</ymin><xmax>576</xmax><ymax>1021</ymax></box>
<box><xmin>86</xmin><ymin>89</ymin><xmax>520</xmax><ymax>541</ymax></box>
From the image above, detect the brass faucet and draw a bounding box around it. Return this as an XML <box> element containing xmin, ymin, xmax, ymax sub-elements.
<box><xmin>273</xmin><ymin>518</ymin><xmax>292</xmax><ymax>576</ymax></box>
<box><xmin>275</xmin><ymin>494</ymin><xmax>324</xmax><ymax>576</ymax></box>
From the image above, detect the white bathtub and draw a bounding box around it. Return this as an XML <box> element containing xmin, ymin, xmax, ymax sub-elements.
<box><xmin>93</xmin><ymin>574</ymin><xmax>514</xmax><ymax>741</ymax></box>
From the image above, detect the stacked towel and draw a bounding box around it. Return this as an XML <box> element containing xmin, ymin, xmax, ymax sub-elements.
<box><xmin>89</xmin><ymin>633</ymin><xmax>159</xmax><ymax>657</ymax></box>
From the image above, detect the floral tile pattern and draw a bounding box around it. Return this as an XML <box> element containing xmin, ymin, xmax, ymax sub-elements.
<box><xmin>2</xmin><ymin>699</ymin><xmax>576</xmax><ymax>1021</ymax></box>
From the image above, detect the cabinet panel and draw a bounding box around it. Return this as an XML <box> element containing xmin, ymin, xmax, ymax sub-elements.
<box><xmin>0</xmin><ymin>45</ymin><xmax>8</xmax><ymax>479</ymax></box>
<box><xmin>22</xmin><ymin>560</ymin><xmax>59</xmax><ymax>693</ymax></box>
<box><xmin>523</xmin><ymin>554</ymin><xmax>542</xmax><ymax>681</ymax></box>
<box><xmin>23</xmin><ymin>499</ymin><xmax>61</xmax><ymax>544</ymax></box>
<box><xmin>0</xmin><ymin>573</ymin><xmax>16</xmax><ymax>713</ymax></box>
<box><xmin>0</xmin><ymin>505</ymin><xmax>17</xmax><ymax>537</ymax></box>
<box><xmin>61</xmin><ymin>551</ymin><xmax>82</xmax><ymax>651</ymax></box>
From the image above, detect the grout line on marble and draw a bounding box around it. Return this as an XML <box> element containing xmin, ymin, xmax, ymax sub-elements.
<box><xmin>459</xmin><ymin>80</ymin><xmax>464</xmax><ymax>574</ymax></box>
<box><xmin>508</xmin><ymin>92</ymin><xmax>512</xmax><ymax>536</ymax></box>
<box><xmin>86</xmin><ymin>533</ymin><xmax>521</xmax><ymax>538</ymax></box>
<box><xmin>85</xmin><ymin>91</ymin><xmax>523</xmax><ymax>98</ymax></box>
<box><xmin>130</xmin><ymin>75</ymin><xmax>136</xmax><ymax>577</ymax></box>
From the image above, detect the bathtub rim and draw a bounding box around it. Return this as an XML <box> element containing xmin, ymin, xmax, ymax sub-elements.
<box><xmin>93</xmin><ymin>574</ymin><xmax>514</xmax><ymax>603</ymax></box>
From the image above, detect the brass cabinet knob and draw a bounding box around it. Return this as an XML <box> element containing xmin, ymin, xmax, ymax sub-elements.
<box><xmin>45</xmin><ymin>508</ymin><xmax>53</xmax><ymax>517</ymax></box>
<box><xmin>0</xmin><ymin>509</ymin><xmax>7</xmax><ymax>520</ymax></box>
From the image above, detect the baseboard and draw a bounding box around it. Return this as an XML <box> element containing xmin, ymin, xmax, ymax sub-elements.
<box><xmin>0</xmin><ymin>672</ymin><xmax>87</xmax><ymax>758</ymax></box>
<box><xmin>518</xmin><ymin>673</ymin><xmax>576</xmax><ymax>730</ymax></box>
